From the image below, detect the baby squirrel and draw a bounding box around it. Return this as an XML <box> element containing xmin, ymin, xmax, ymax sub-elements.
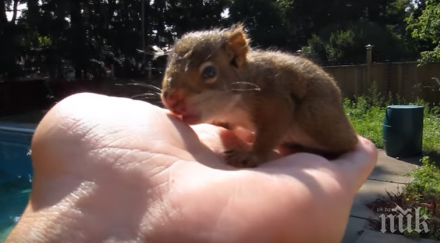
<box><xmin>160</xmin><ymin>23</ymin><xmax>359</xmax><ymax>168</ymax></box>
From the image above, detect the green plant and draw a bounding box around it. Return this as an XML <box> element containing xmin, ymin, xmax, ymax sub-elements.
<box><xmin>406</xmin><ymin>156</ymin><xmax>440</xmax><ymax>196</ymax></box>
<box><xmin>344</xmin><ymin>95</ymin><xmax>386</xmax><ymax>149</ymax></box>
<box><xmin>403</xmin><ymin>156</ymin><xmax>440</xmax><ymax>239</ymax></box>
<box><xmin>355</xmin><ymin>82</ymin><xmax>440</xmax><ymax>240</ymax></box>
<box><xmin>406</xmin><ymin>0</ymin><xmax>440</xmax><ymax>64</ymax></box>
<box><xmin>343</xmin><ymin>83</ymin><xmax>440</xmax><ymax>156</ymax></box>
<box><xmin>366</xmin><ymin>156</ymin><xmax>440</xmax><ymax>240</ymax></box>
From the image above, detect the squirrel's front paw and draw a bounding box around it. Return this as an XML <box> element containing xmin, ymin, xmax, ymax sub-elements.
<box><xmin>224</xmin><ymin>149</ymin><xmax>263</xmax><ymax>168</ymax></box>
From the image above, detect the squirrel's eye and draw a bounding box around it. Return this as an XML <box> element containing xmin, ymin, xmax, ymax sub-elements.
<box><xmin>202</xmin><ymin>66</ymin><xmax>216</xmax><ymax>80</ymax></box>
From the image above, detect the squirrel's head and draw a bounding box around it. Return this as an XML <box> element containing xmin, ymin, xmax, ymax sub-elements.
<box><xmin>160</xmin><ymin>23</ymin><xmax>251</xmax><ymax>124</ymax></box>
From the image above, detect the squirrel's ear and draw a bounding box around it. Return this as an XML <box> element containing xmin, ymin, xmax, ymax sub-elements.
<box><xmin>224</xmin><ymin>23</ymin><xmax>249</xmax><ymax>68</ymax></box>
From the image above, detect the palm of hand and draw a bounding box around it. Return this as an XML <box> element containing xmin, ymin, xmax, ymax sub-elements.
<box><xmin>6</xmin><ymin>93</ymin><xmax>377</xmax><ymax>243</ymax></box>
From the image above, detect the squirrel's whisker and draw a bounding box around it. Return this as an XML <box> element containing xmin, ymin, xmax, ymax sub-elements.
<box><xmin>131</xmin><ymin>93</ymin><xmax>161</xmax><ymax>99</ymax></box>
<box><xmin>230</xmin><ymin>82</ymin><xmax>261</xmax><ymax>92</ymax></box>
<box><xmin>127</xmin><ymin>83</ymin><xmax>163</xmax><ymax>92</ymax></box>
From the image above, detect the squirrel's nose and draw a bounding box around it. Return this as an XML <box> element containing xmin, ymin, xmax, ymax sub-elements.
<box><xmin>162</xmin><ymin>90</ymin><xmax>186</xmax><ymax>115</ymax></box>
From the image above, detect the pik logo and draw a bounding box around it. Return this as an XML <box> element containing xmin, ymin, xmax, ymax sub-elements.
<box><xmin>378</xmin><ymin>205</ymin><xmax>430</xmax><ymax>234</ymax></box>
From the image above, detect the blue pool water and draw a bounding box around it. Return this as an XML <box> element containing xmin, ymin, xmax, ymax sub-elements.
<box><xmin>0</xmin><ymin>178</ymin><xmax>31</xmax><ymax>241</ymax></box>
<box><xmin>0</xmin><ymin>122</ymin><xmax>35</xmax><ymax>242</ymax></box>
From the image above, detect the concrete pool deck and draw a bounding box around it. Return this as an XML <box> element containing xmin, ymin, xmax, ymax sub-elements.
<box><xmin>341</xmin><ymin>150</ymin><xmax>440</xmax><ymax>243</ymax></box>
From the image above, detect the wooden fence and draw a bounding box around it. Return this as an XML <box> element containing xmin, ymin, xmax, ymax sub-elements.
<box><xmin>324</xmin><ymin>62</ymin><xmax>440</xmax><ymax>105</ymax></box>
<box><xmin>2</xmin><ymin>57</ymin><xmax>440</xmax><ymax>118</ymax></box>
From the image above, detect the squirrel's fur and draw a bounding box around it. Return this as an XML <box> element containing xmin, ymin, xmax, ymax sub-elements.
<box><xmin>160</xmin><ymin>23</ymin><xmax>358</xmax><ymax>168</ymax></box>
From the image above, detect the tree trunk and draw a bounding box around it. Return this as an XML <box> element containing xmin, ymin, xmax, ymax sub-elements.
<box><xmin>70</xmin><ymin>0</ymin><xmax>88</xmax><ymax>79</ymax></box>
<box><xmin>11</xmin><ymin>0</ymin><xmax>19</xmax><ymax>23</ymax></box>
<box><xmin>27</xmin><ymin>0</ymin><xmax>40</xmax><ymax>24</ymax></box>
<box><xmin>0</xmin><ymin>0</ymin><xmax>7</xmax><ymax>26</ymax></box>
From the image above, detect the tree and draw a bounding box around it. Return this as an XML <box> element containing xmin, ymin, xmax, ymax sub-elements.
<box><xmin>0</xmin><ymin>0</ymin><xmax>28</xmax><ymax>80</ymax></box>
<box><xmin>229</xmin><ymin>0</ymin><xmax>289</xmax><ymax>49</ymax></box>
<box><xmin>406</xmin><ymin>0</ymin><xmax>440</xmax><ymax>63</ymax></box>
<box><xmin>0</xmin><ymin>0</ymin><xmax>435</xmax><ymax>81</ymax></box>
<box><xmin>302</xmin><ymin>21</ymin><xmax>418</xmax><ymax>65</ymax></box>
<box><xmin>296</xmin><ymin>0</ymin><xmax>424</xmax><ymax>64</ymax></box>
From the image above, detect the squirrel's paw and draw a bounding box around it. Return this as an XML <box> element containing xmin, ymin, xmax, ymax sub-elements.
<box><xmin>224</xmin><ymin>149</ymin><xmax>262</xmax><ymax>168</ymax></box>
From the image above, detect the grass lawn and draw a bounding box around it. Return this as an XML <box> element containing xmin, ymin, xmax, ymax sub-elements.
<box><xmin>343</xmin><ymin>88</ymin><xmax>440</xmax><ymax>240</ymax></box>
<box><xmin>343</xmin><ymin>96</ymin><xmax>440</xmax><ymax>156</ymax></box>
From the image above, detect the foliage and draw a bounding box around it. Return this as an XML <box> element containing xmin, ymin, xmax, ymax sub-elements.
<box><xmin>304</xmin><ymin>30</ymin><xmax>356</xmax><ymax>64</ymax></box>
<box><xmin>228</xmin><ymin>0</ymin><xmax>289</xmax><ymax>49</ymax></box>
<box><xmin>354</xmin><ymin>85</ymin><xmax>440</xmax><ymax>240</ymax></box>
<box><xmin>406</xmin><ymin>0</ymin><xmax>440</xmax><ymax>64</ymax></box>
<box><xmin>302</xmin><ymin>21</ymin><xmax>419</xmax><ymax>64</ymax></box>
<box><xmin>0</xmin><ymin>0</ymin><xmax>232</xmax><ymax>80</ymax></box>
<box><xmin>366</xmin><ymin>176</ymin><xmax>440</xmax><ymax>240</ymax></box>
<box><xmin>407</xmin><ymin>156</ymin><xmax>440</xmax><ymax>194</ymax></box>
<box><xmin>0</xmin><ymin>0</ymin><xmax>438</xmax><ymax>80</ymax></box>
<box><xmin>343</xmin><ymin>82</ymin><xmax>440</xmax><ymax>153</ymax></box>
<box><xmin>369</xmin><ymin>156</ymin><xmax>440</xmax><ymax>240</ymax></box>
<box><xmin>344</xmin><ymin>97</ymin><xmax>387</xmax><ymax>148</ymax></box>
<box><xmin>401</xmin><ymin>156</ymin><xmax>440</xmax><ymax>239</ymax></box>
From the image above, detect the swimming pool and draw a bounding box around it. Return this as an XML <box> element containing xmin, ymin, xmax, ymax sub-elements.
<box><xmin>0</xmin><ymin>122</ymin><xmax>35</xmax><ymax>242</ymax></box>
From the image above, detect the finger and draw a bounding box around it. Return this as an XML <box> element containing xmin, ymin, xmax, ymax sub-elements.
<box><xmin>190</xmin><ymin>124</ymin><xmax>285</xmax><ymax>169</ymax></box>
<box><xmin>331</xmin><ymin>136</ymin><xmax>378</xmax><ymax>193</ymax></box>
<box><xmin>231</xmin><ymin>127</ymin><xmax>255</xmax><ymax>143</ymax></box>
<box><xmin>191</xmin><ymin>124</ymin><xmax>254</xmax><ymax>145</ymax></box>
<box><xmin>191</xmin><ymin>124</ymin><xmax>249</xmax><ymax>154</ymax></box>
<box><xmin>252</xmin><ymin>136</ymin><xmax>377</xmax><ymax>185</ymax></box>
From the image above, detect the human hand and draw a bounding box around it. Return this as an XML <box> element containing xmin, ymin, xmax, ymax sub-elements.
<box><xmin>5</xmin><ymin>93</ymin><xmax>377</xmax><ymax>243</ymax></box>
